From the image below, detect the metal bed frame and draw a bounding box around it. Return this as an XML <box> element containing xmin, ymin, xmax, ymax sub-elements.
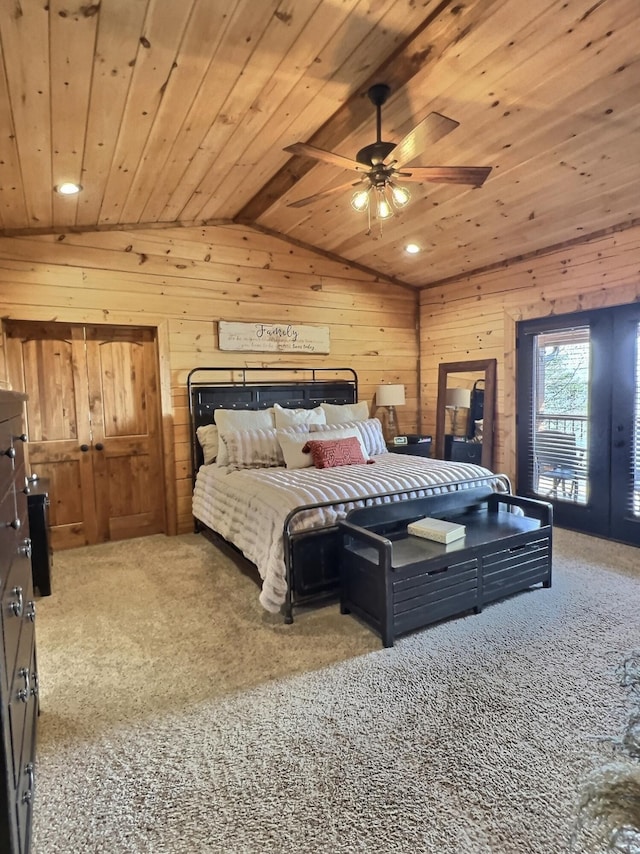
<box><xmin>187</xmin><ymin>366</ymin><xmax>511</xmax><ymax>622</ymax></box>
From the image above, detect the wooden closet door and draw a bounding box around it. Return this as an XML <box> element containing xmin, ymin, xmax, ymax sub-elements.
<box><xmin>5</xmin><ymin>321</ymin><xmax>165</xmax><ymax>547</ymax></box>
<box><xmin>85</xmin><ymin>326</ymin><xmax>164</xmax><ymax>542</ymax></box>
<box><xmin>5</xmin><ymin>322</ymin><xmax>98</xmax><ymax>549</ymax></box>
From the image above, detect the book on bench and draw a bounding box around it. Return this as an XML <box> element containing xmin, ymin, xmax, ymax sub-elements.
<box><xmin>407</xmin><ymin>517</ymin><xmax>466</xmax><ymax>544</ymax></box>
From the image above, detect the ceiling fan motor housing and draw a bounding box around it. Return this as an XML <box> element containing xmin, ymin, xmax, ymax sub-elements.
<box><xmin>356</xmin><ymin>140</ymin><xmax>396</xmax><ymax>167</ymax></box>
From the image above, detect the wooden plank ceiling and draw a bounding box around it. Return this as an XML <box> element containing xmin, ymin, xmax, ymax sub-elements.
<box><xmin>0</xmin><ymin>0</ymin><xmax>638</xmax><ymax>288</ymax></box>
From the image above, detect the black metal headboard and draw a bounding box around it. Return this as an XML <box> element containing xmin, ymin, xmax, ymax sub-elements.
<box><xmin>187</xmin><ymin>366</ymin><xmax>358</xmax><ymax>475</ymax></box>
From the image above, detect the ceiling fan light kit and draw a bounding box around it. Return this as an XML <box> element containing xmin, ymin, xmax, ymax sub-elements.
<box><xmin>284</xmin><ymin>83</ymin><xmax>492</xmax><ymax>237</ymax></box>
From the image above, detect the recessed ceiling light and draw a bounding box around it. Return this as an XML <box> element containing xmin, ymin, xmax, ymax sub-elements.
<box><xmin>404</xmin><ymin>243</ymin><xmax>421</xmax><ymax>254</ymax></box>
<box><xmin>55</xmin><ymin>182</ymin><xmax>82</xmax><ymax>195</ymax></box>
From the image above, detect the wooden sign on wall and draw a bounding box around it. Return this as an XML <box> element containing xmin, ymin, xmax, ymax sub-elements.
<box><xmin>218</xmin><ymin>321</ymin><xmax>330</xmax><ymax>354</ymax></box>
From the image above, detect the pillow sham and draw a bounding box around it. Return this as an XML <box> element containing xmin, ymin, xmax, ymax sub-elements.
<box><xmin>196</xmin><ymin>424</ymin><xmax>219</xmax><ymax>465</ymax></box>
<box><xmin>302</xmin><ymin>437</ymin><xmax>369</xmax><ymax>469</ymax></box>
<box><xmin>273</xmin><ymin>403</ymin><xmax>326</xmax><ymax>428</ymax></box>
<box><xmin>214</xmin><ymin>407</ymin><xmax>275</xmax><ymax>466</ymax></box>
<box><xmin>320</xmin><ymin>400</ymin><xmax>369</xmax><ymax>425</ymax></box>
<box><xmin>311</xmin><ymin>418</ymin><xmax>387</xmax><ymax>457</ymax></box>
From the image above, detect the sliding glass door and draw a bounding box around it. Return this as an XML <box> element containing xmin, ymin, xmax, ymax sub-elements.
<box><xmin>517</xmin><ymin>304</ymin><xmax>640</xmax><ymax>545</ymax></box>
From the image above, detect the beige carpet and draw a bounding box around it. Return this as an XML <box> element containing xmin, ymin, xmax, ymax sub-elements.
<box><xmin>30</xmin><ymin>528</ymin><xmax>640</xmax><ymax>853</ymax></box>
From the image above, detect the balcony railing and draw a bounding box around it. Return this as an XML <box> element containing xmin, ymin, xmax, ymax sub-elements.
<box><xmin>532</xmin><ymin>413</ymin><xmax>640</xmax><ymax>514</ymax></box>
<box><xmin>533</xmin><ymin>414</ymin><xmax>589</xmax><ymax>505</ymax></box>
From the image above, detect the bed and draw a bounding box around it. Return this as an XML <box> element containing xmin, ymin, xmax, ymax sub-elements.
<box><xmin>188</xmin><ymin>366</ymin><xmax>510</xmax><ymax>622</ymax></box>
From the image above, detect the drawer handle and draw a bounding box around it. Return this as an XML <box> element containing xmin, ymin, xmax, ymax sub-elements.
<box><xmin>26</xmin><ymin>600</ymin><xmax>36</xmax><ymax>622</ymax></box>
<box><xmin>17</xmin><ymin>667</ymin><xmax>30</xmax><ymax>703</ymax></box>
<box><xmin>31</xmin><ymin>670</ymin><xmax>39</xmax><ymax>697</ymax></box>
<box><xmin>6</xmin><ymin>517</ymin><xmax>21</xmax><ymax>530</ymax></box>
<box><xmin>18</xmin><ymin>433</ymin><xmax>28</xmax><ymax>443</ymax></box>
<box><xmin>3</xmin><ymin>445</ymin><xmax>16</xmax><ymax>459</ymax></box>
<box><xmin>10</xmin><ymin>586</ymin><xmax>24</xmax><ymax>617</ymax></box>
<box><xmin>22</xmin><ymin>763</ymin><xmax>35</xmax><ymax>805</ymax></box>
<box><xmin>19</xmin><ymin>537</ymin><xmax>32</xmax><ymax>559</ymax></box>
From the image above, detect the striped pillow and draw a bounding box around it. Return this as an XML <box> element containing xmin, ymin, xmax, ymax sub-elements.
<box><xmin>220</xmin><ymin>425</ymin><xmax>307</xmax><ymax>470</ymax></box>
<box><xmin>311</xmin><ymin>418</ymin><xmax>387</xmax><ymax>457</ymax></box>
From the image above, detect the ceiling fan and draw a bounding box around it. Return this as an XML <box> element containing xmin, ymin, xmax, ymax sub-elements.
<box><xmin>283</xmin><ymin>83</ymin><xmax>491</xmax><ymax>224</ymax></box>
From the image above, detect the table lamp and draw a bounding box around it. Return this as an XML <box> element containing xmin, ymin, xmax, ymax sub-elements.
<box><xmin>445</xmin><ymin>387</ymin><xmax>471</xmax><ymax>435</ymax></box>
<box><xmin>376</xmin><ymin>383</ymin><xmax>405</xmax><ymax>441</ymax></box>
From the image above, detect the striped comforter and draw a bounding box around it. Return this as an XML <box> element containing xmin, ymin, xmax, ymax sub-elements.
<box><xmin>192</xmin><ymin>453</ymin><xmax>505</xmax><ymax>613</ymax></box>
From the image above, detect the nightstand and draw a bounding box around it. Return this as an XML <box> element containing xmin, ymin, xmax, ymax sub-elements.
<box><xmin>27</xmin><ymin>477</ymin><xmax>53</xmax><ymax>596</ymax></box>
<box><xmin>444</xmin><ymin>434</ymin><xmax>482</xmax><ymax>464</ymax></box>
<box><xmin>386</xmin><ymin>438</ymin><xmax>432</xmax><ymax>458</ymax></box>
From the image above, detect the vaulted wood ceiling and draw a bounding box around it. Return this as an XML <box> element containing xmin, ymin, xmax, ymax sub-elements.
<box><xmin>0</xmin><ymin>0</ymin><xmax>638</xmax><ymax>288</ymax></box>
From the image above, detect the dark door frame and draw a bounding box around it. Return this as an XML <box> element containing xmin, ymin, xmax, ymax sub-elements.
<box><xmin>516</xmin><ymin>304</ymin><xmax>640</xmax><ymax>544</ymax></box>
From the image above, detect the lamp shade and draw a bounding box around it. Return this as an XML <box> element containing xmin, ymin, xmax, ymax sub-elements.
<box><xmin>376</xmin><ymin>384</ymin><xmax>405</xmax><ymax>407</ymax></box>
<box><xmin>445</xmin><ymin>387</ymin><xmax>471</xmax><ymax>408</ymax></box>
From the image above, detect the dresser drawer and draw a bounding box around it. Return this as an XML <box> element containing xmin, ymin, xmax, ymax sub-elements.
<box><xmin>0</xmin><ymin>413</ymin><xmax>26</xmax><ymax>493</ymax></box>
<box><xmin>0</xmin><ymin>486</ymin><xmax>17</xmax><ymax>586</ymax></box>
<box><xmin>15</xmin><ymin>747</ymin><xmax>35</xmax><ymax>854</ymax></box>
<box><xmin>2</xmin><ymin>553</ymin><xmax>33</xmax><ymax>695</ymax></box>
<box><xmin>8</xmin><ymin>620</ymin><xmax>36</xmax><ymax>787</ymax></box>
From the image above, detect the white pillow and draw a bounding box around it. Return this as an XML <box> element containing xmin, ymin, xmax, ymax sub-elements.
<box><xmin>214</xmin><ymin>408</ymin><xmax>275</xmax><ymax>466</ymax></box>
<box><xmin>277</xmin><ymin>426</ymin><xmax>367</xmax><ymax>469</ymax></box>
<box><xmin>320</xmin><ymin>401</ymin><xmax>369</xmax><ymax>424</ymax></box>
<box><xmin>196</xmin><ymin>424</ymin><xmax>219</xmax><ymax>465</ymax></box>
<box><xmin>312</xmin><ymin>418</ymin><xmax>387</xmax><ymax>457</ymax></box>
<box><xmin>273</xmin><ymin>403</ymin><xmax>326</xmax><ymax>428</ymax></box>
<box><xmin>276</xmin><ymin>431</ymin><xmax>315</xmax><ymax>470</ymax></box>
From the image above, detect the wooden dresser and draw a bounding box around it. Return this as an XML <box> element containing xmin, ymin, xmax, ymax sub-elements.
<box><xmin>0</xmin><ymin>390</ymin><xmax>38</xmax><ymax>853</ymax></box>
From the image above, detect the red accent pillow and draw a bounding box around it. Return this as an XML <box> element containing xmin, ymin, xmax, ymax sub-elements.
<box><xmin>302</xmin><ymin>437</ymin><xmax>372</xmax><ymax>469</ymax></box>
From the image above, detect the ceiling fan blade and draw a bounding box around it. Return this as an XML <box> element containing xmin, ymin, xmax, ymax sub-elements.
<box><xmin>287</xmin><ymin>179</ymin><xmax>367</xmax><ymax>209</ymax></box>
<box><xmin>390</xmin><ymin>112</ymin><xmax>460</xmax><ymax>168</ymax></box>
<box><xmin>399</xmin><ymin>166</ymin><xmax>492</xmax><ymax>186</ymax></box>
<box><xmin>283</xmin><ymin>142</ymin><xmax>366</xmax><ymax>173</ymax></box>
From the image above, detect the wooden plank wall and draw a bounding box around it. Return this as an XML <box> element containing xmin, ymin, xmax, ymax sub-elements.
<box><xmin>419</xmin><ymin>222</ymin><xmax>640</xmax><ymax>485</ymax></box>
<box><xmin>0</xmin><ymin>223</ymin><xmax>418</xmax><ymax>534</ymax></box>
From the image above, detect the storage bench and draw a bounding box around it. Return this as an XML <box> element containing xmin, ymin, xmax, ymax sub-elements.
<box><xmin>338</xmin><ymin>486</ymin><xmax>552</xmax><ymax>647</ymax></box>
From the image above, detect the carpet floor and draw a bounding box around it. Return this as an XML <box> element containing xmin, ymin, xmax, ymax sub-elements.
<box><xmin>30</xmin><ymin>527</ymin><xmax>640</xmax><ymax>854</ymax></box>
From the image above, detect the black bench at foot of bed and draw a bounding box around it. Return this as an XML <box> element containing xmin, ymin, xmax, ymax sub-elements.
<box><xmin>338</xmin><ymin>486</ymin><xmax>553</xmax><ymax>647</ymax></box>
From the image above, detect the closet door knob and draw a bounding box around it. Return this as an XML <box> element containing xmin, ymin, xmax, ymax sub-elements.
<box><xmin>95</xmin><ymin>442</ymin><xmax>104</xmax><ymax>451</ymax></box>
<box><xmin>80</xmin><ymin>444</ymin><xmax>89</xmax><ymax>452</ymax></box>
<box><xmin>18</xmin><ymin>433</ymin><xmax>28</xmax><ymax>443</ymax></box>
<box><xmin>4</xmin><ymin>446</ymin><xmax>16</xmax><ymax>459</ymax></box>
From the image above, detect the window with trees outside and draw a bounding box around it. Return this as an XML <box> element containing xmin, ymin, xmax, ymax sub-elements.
<box><xmin>531</xmin><ymin>327</ymin><xmax>590</xmax><ymax>505</ymax></box>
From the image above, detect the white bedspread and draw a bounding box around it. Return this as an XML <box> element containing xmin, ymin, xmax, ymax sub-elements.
<box><xmin>192</xmin><ymin>454</ymin><xmax>505</xmax><ymax>613</ymax></box>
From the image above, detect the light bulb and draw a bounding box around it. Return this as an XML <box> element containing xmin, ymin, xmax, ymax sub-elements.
<box><xmin>351</xmin><ymin>190</ymin><xmax>370</xmax><ymax>212</ymax></box>
<box><xmin>55</xmin><ymin>182</ymin><xmax>82</xmax><ymax>195</ymax></box>
<box><xmin>377</xmin><ymin>197</ymin><xmax>392</xmax><ymax>219</ymax></box>
<box><xmin>390</xmin><ymin>184</ymin><xmax>410</xmax><ymax>207</ymax></box>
